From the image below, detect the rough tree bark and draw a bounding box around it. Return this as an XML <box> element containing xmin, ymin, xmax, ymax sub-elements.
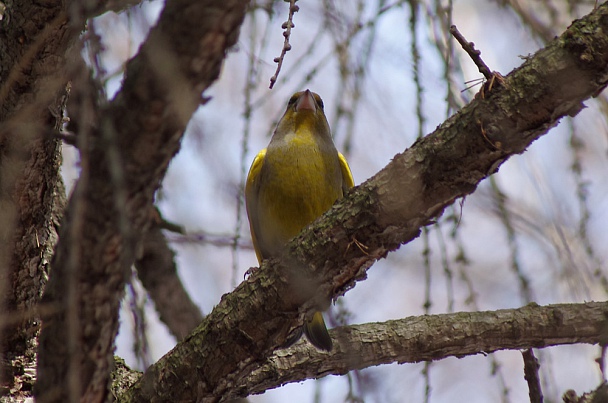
<box><xmin>34</xmin><ymin>1</ymin><xmax>249</xmax><ymax>402</ymax></box>
<box><xmin>0</xmin><ymin>0</ymin><xmax>80</xmax><ymax>397</ymax></box>
<box><xmin>0</xmin><ymin>0</ymin><xmax>607</xmax><ymax>402</ymax></box>
<box><xmin>238</xmin><ymin>302</ymin><xmax>607</xmax><ymax>397</ymax></box>
<box><xmin>118</xmin><ymin>3</ymin><xmax>608</xmax><ymax>402</ymax></box>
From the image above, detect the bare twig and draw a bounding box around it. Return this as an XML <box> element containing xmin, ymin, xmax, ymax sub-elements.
<box><xmin>135</xmin><ymin>224</ymin><xmax>203</xmax><ymax>341</ymax></box>
<box><xmin>449</xmin><ymin>24</ymin><xmax>493</xmax><ymax>80</ymax></box>
<box><xmin>489</xmin><ymin>176</ymin><xmax>533</xmax><ymax>303</ymax></box>
<box><xmin>53</xmin><ymin>130</ymin><xmax>78</xmax><ymax>146</ymax></box>
<box><xmin>597</xmin><ymin>345</ymin><xmax>607</xmax><ymax>379</ymax></box>
<box><xmin>596</xmin><ymin>318</ymin><xmax>608</xmax><ymax>379</ymax></box>
<box><xmin>126</xmin><ymin>272</ymin><xmax>152</xmax><ymax>369</ymax></box>
<box><xmin>167</xmin><ymin>231</ymin><xmax>253</xmax><ymax>249</ymax></box>
<box><xmin>522</xmin><ymin>349</ymin><xmax>544</xmax><ymax>403</ymax></box>
<box><xmin>269</xmin><ymin>0</ymin><xmax>299</xmax><ymax>89</ymax></box>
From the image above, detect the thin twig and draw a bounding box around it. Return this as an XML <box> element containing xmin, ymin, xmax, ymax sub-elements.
<box><xmin>522</xmin><ymin>349</ymin><xmax>544</xmax><ymax>403</ymax></box>
<box><xmin>269</xmin><ymin>0</ymin><xmax>299</xmax><ymax>89</ymax></box>
<box><xmin>449</xmin><ymin>25</ymin><xmax>493</xmax><ymax>80</ymax></box>
<box><xmin>167</xmin><ymin>231</ymin><xmax>254</xmax><ymax>249</ymax></box>
<box><xmin>596</xmin><ymin>318</ymin><xmax>608</xmax><ymax>379</ymax></box>
<box><xmin>127</xmin><ymin>271</ymin><xmax>152</xmax><ymax>369</ymax></box>
<box><xmin>53</xmin><ymin>130</ymin><xmax>78</xmax><ymax>146</ymax></box>
<box><xmin>135</xmin><ymin>225</ymin><xmax>203</xmax><ymax>341</ymax></box>
<box><xmin>489</xmin><ymin>176</ymin><xmax>533</xmax><ymax>303</ymax></box>
<box><xmin>597</xmin><ymin>345</ymin><xmax>607</xmax><ymax>379</ymax></box>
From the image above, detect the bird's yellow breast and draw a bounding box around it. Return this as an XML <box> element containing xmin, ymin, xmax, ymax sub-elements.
<box><xmin>253</xmin><ymin>132</ymin><xmax>343</xmax><ymax>258</ymax></box>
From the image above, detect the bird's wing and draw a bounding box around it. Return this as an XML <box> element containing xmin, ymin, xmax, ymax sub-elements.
<box><xmin>245</xmin><ymin>148</ymin><xmax>267</xmax><ymax>263</ymax></box>
<box><xmin>338</xmin><ymin>152</ymin><xmax>354</xmax><ymax>193</ymax></box>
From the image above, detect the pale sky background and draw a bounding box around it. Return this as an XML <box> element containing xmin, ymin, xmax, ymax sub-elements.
<box><xmin>61</xmin><ymin>1</ymin><xmax>608</xmax><ymax>401</ymax></box>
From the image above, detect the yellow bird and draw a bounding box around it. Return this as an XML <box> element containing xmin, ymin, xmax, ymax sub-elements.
<box><xmin>245</xmin><ymin>90</ymin><xmax>354</xmax><ymax>351</ymax></box>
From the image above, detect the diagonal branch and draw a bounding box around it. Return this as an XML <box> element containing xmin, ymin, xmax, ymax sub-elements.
<box><xmin>121</xmin><ymin>2</ymin><xmax>608</xmax><ymax>402</ymax></box>
<box><xmin>36</xmin><ymin>0</ymin><xmax>249</xmax><ymax>401</ymax></box>
<box><xmin>135</xmin><ymin>219</ymin><xmax>203</xmax><ymax>341</ymax></box>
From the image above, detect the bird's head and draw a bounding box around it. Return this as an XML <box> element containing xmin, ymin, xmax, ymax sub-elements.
<box><xmin>275</xmin><ymin>89</ymin><xmax>332</xmax><ymax>140</ymax></box>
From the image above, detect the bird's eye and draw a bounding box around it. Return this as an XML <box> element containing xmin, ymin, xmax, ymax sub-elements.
<box><xmin>315</xmin><ymin>95</ymin><xmax>324</xmax><ymax>110</ymax></box>
<box><xmin>288</xmin><ymin>93</ymin><xmax>300</xmax><ymax>106</ymax></box>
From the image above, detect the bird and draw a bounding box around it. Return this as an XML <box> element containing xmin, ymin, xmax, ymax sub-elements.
<box><xmin>245</xmin><ymin>89</ymin><xmax>354</xmax><ymax>351</ymax></box>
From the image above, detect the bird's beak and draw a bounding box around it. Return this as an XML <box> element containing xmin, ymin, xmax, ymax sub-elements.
<box><xmin>295</xmin><ymin>89</ymin><xmax>316</xmax><ymax>112</ymax></box>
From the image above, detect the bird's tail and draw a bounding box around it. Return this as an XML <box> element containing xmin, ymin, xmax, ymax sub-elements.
<box><xmin>303</xmin><ymin>311</ymin><xmax>332</xmax><ymax>351</ymax></box>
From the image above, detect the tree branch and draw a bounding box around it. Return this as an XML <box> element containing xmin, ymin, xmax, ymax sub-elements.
<box><xmin>36</xmin><ymin>0</ymin><xmax>249</xmax><ymax>401</ymax></box>
<box><xmin>0</xmin><ymin>0</ymin><xmax>77</xmax><ymax>394</ymax></box>
<box><xmin>120</xmin><ymin>3</ymin><xmax>608</xmax><ymax>402</ymax></box>
<box><xmin>522</xmin><ymin>349</ymin><xmax>543</xmax><ymax>403</ymax></box>
<box><xmin>116</xmin><ymin>301</ymin><xmax>608</xmax><ymax>400</ymax></box>
<box><xmin>135</xmin><ymin>217</ymin><xmax>203</xmax><ymax>341</ymax></box>
<box><xmin>241</xmin><ymin>302</ymin><xmax>606</xmax><ymax>396</ymax></box>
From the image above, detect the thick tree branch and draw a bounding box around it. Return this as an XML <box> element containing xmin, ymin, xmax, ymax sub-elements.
<box><xmin>36</xmin><ymin>0</ymin><xmax>249</xmax><ymax>401</ymax></box>
<box><xmin>116</xmin><ymin>301</ymin><xmax>607</xmax><ymax>400</ymax></box>
<box><xmin>0</xmin><ymin>0</ymin><xmax>77</xmax><ymax>394</ymax></box>
<box><xmin>120</xmin><ymin>3</ymin><xmax>608</xmax><ymax>402</ymax></box>
<box><xmin>241</xmin><ymin>302</ymin><xmax>607</xmax><ymax>396</ymax></box>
